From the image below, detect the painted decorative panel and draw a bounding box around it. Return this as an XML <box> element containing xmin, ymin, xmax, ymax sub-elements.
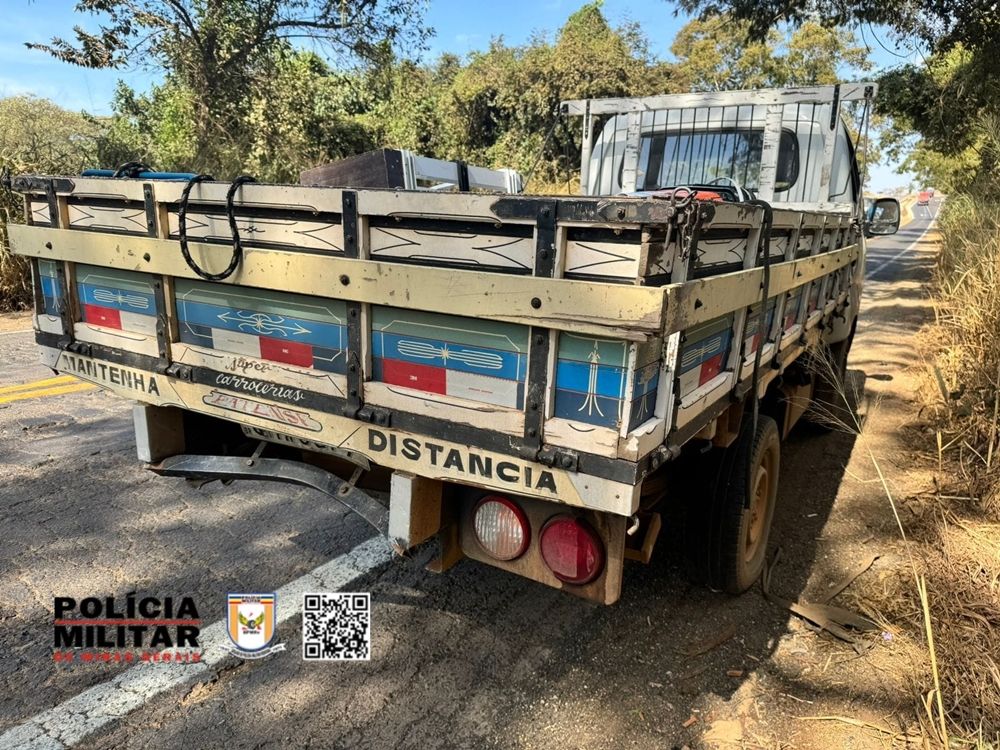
<box><xmin>76</xmin><ymin>264</ymin><xmax>158</xmax><ymax>335</ymax></box>
<box><xmin>176</xmin><ymin>280</ymin><xmax>347</xmax><ymax>372</ymax></box>
<box><xmin>677</xmin><ymin>314</ymin><xmax>734</xmax><ymax>398</ymax></box>
<box><xmin>37</xmin><ymin>259</ymin><xmax>61</xmax><ymax>316</ymax></box>
<box><xmin>554</xmin><ymin>334</ymin><xmax>630</xmax><ymax>429</ymax></box>
<box><xmin>743</xmin><ymin>298</ymin><xmax>778</xmax><ymax>356</ymax></box>
<box><xmin>371</xmin><ymin>307</ymin><xmax>528</xmax><ymax>409</ymax></box>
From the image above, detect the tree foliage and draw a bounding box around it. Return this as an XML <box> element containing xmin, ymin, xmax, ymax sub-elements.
<box><xmin>671</xmin><ymin>15</ymin><xmax>870</xmax><ymax>91</ymax></box>
<box><xmin>0</xmin><ymin>97</ymin><xmax>101</xmax><ymax>309</ymax></box>
<box><xmin>677</xmin><ymin>0</ymin><xmax>1000</xmax><ymax>191</ymax></box>
<box><xmin>30</xmin><ymin>0</ymin><xmax>429</xmax><ymax>176</ymax></box>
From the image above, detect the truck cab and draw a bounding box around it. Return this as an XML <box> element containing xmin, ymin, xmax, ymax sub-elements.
<box><xmin>584</xmin><ymin>102</ymin><xmax>861</xmax><ymax>211</ymax></box>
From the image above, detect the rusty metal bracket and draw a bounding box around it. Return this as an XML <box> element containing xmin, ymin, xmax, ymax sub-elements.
<box><xmin>537</xmin><ymin>445</ymin><xmax>579</xmax><ymax>472</ymax></box>
<box><xmin>355</xmin><ymin>404</ymin><xmax>392</xmax><ymax>427</ymax></box>
<box><xmin>150</xmin><ymin>454</ymin><xmax>390</xmax><ymax>535</ymax></box>
<box><xmin>160</xmin><ymin>362</ymin><xmax>193</xmax><ymax>381</ymax></box>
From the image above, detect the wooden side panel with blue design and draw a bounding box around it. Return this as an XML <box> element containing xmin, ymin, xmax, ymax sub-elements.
<box><xmin>627</xmin><ymin>356</ymin><xmax>661</xmax><ymax>432</ymax></box>
<box><xmin>37</xmin><ymin>259</ymin><xmax>62</xmax><ymax>317</ymax></box>
<box><xmin>743</xmin><ymin>298</ymin><xmax>778</xmax><ymax>358</ymax></box>
<box><xmin>783</xmin><ymin>285</ymin><xmax>805</xmax><ymax>332</ymax></box>
<box><xmin>76</xmin><ymin>264</ymin><xmax>159</xmax><ymax>335</ymax></box>
<box><xmin>371</xmin><ymin>307</ymin><xmax>528</xmax><ymax>409</ymax></box>
<box><xmin>554</xmin><ymin>334</ymin><xmax>629</xmax><ymax>429</ymax></box>
<box><xmin>677</xmin><ymin>314</ymin><xmax>734</xmax><ymax>400</ymax></box>
<box><xmin>175</xmin><ymin>280</ymin><xmax>347</xmax><ymax>372</ymax></box>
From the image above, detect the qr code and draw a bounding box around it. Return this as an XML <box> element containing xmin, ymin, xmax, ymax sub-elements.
<box><xmin>302</xmin><ymin>592</ymin><xmax>371</xmax><ymax>661</ymax></box>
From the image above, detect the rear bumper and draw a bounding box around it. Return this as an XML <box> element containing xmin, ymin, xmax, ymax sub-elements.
<box><xmin>149</xmin><ymin>453</ymin><xmax>390</xmax><ymax>534</ymax></box>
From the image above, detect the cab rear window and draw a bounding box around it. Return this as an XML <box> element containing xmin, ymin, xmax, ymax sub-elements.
<box><xmin>637</xmin><ymin>129</ymin><xmax>798</xmax><ymax>193</ymax></box>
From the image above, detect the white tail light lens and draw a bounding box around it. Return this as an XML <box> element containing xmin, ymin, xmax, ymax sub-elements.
<box><xmin>473</xmin><ymin>495</ymin><xmax>530</xmax><ymax>561</ymax></box>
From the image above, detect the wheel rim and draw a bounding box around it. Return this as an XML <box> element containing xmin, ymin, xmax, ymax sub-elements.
<box><xmin>744</xmin><ymin>445</ymin><xmax>776</xmax><ymax>563</ymax></box>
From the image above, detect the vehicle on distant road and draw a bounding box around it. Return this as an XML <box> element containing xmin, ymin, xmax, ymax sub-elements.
<box><xmin>917</xmin><ymin>190</ymin><xmax>931</xmax><ymax>205</ymax></box>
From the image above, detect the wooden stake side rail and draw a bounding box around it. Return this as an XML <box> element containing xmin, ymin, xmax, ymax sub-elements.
<box><xmin>10</xmin><ymin>175</ymin><xmax>862</xmax><ymax>513</ymax></box>
<box><xmin>9</xmin><ymin>223</ymin><xmax>858</xmax><ymax>340</ymax></box>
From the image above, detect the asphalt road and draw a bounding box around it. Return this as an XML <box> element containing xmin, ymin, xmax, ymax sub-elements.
<box><xmin>0</xmin><ymin>199</ymin><xmax>941</xmax><ymax>749</ymax></box>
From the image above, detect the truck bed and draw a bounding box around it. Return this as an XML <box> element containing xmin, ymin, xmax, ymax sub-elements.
<box><xmin>9</xmin><ymin>175</ymin><xmax>860</xmax><ymax>516</ymax></box>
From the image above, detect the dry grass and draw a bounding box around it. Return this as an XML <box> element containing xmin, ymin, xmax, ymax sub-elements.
<box><xmin>799</xmin><ymin>301</ymin><xmax>1000</xmax><ymax>745</ymax></box>
<box><xmin>908</xmin><ymin>195</ymin><xmax>1000</xmax><ymax>742</ymax></box>
<box><xmin>0</xmin><ymin>241</ymin><xmax>31</xmax><ymax>312</ymax></box>
<box><xmin>845</xmin><ymin>195</ymin><xmax>1000</xmax><ymax>745</ymax></box>
<box><xmin>0</xmin><ymin>188</ymin><xmax>31</xmax><ymax>311</ymax></box>
<box><xmin>924</xmin><ymin>197</ymin><xmax>1000</xmax><ymax>512</ymax></box>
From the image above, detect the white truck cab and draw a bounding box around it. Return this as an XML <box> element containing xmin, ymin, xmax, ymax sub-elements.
<box><xmin>567</xmin><ymin>83</ymin><xmax>875</xmax><ymax>214</ymax></box>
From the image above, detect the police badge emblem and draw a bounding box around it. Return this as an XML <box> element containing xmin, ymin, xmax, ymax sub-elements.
<box><xmin>225</xmin><ymin>593</ymin><xmax>285</xmax><ymax>658</ymax></box>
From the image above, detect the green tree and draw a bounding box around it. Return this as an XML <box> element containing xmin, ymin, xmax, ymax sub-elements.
<box><xmin>30</xmin><ymin>0</ymin><xmax>430</xmax><ymax>177</ymax></box>
<box><xmin>671</xmin><ymin>15</ymin><xmax>871</xmax><ymax>91</ymax></box>
<box><xmin>676</xmin><ymin>0</ymin><xmax>1000</xmax><ymax>190</ymax></box>
<box><xmin>375</xmin><ymin>3</ymin><xmax>686</xmax><ymax>188</ymax></box>
<box><xmin>0</xmin><ymin>97</ymin><xmax>100</xmax><ymax>309</ymax></box>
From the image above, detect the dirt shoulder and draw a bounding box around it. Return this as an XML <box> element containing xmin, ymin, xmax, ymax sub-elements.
<box><xmin>684</xmin><ymin>223</ymin><xmax>944</xmax><ymax>747</ymax></box>
<box><xmin>0</xmin><ymin>310</ymin><xmax>30</xmax><ymax>333</ymax></box>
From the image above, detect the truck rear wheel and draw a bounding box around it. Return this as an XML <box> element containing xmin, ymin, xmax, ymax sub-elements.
<box><xmin>684</xmin><ymin>413</ymin><xmax>780</xmax><ymax>593</ymax></box>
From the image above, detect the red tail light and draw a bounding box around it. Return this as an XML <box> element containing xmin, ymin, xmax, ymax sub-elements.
<box><xmin>473</xmin><ymin>495</ymin><xmax>530</xmax><ymax>561</ymax></box>
<box><xmin>540</xmin><ymin>516</ymin><xmax>605</xmax><ymax>585</ymax></box>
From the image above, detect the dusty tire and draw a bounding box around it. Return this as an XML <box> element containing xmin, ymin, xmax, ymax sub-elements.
<box><xmin>683</xmin><ymin>414</ymin><xmax>781</xmax><ymax>593</ymax></box>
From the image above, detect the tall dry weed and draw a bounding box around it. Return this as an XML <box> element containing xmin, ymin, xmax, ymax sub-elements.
<box><xmin>930</xmin><ymin>196</ymin><xmax>1000</xmax><ymax>513</ymax></box>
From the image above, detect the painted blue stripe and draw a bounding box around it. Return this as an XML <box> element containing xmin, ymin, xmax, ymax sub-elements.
<box><xmin>372</xmin><ymin>331</ymin><xmax>525</xmax><ymax>382</ymax></box>
<box><xmin>81</xmin><ymin>169</ymin><xmax>198</xmax><ymax>181</ymax></box>
<box><xmin>553</xmin><ymin>390</ymin><xmax>621</xmax><ymax>428</ymax></box>
<box><xmin>554</xmin><ymin>360</ymin><xmax>627</xmax><ymax>399</ymax></box>
<box><xmin>176</xmin><ymin>299</ymin><xmax>344</xmax><ymax>350</ymax></box>
<box><xmin>43</xmin><ymin>296</ymin><xmax>59</xmax><ymax>316</ymax></box>
<box><xmin>631</xmin><ymin>362</ymin><xmax>660</xmax><ymax>398</ymax></box>
<box><xmin>628</xmin><ymin>391</ymin><xmax>657</xmax><ymax>431</ymax></box>
<box><xmin>41</xmin><ymin>276</ymin><xmax>61</xmax><ymax>299</ymax></box>
<box><xmin>77</xmin><ymin>282</ymin><xmax>156</xmax><ymax>315</ymax></box>
<box><xmin>679</xmin><ymin>330</ymin><xmax>732</xmax><ymax>374</ymax></box>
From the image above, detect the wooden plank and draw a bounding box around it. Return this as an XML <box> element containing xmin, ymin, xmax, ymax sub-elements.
<box><xmin>9</xmin><ymin>224</ymin><xmax>667</xmax><ymax>340</ymax></box>
<box><xmin>43</xmin><ymin>345</ymin><xmax>642</xmax><ymax>514</ymax></box>
<box><xmin>661</xmin><ymin>243</ymin><xmax>860</xmax><ymax>334</ymax></box>
<box><xmin>364</xmin><ymin>381</ymin><xmax>524</xmax><ymax>436</ymax></box>
<box><xmin>300</xmin><ymin>149</ymin><xmax>406</xmax><ymax>188</ymax></box>
<box><xmin>75</xmin><ymin>322</ymin><xmax>161</xmax><ymax>358</ymax></box>
<box><xmin>388</xmin><ymin>472</ymin><xmax>444</xmax><ymax>549</ymax></box>
<box><xmin>171</xmin><ymin>342</ymin><xmax>348</xmax><ymax>399</ymax></box>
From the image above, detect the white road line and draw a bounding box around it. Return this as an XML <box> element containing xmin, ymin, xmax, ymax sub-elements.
<box><xmin>866</xmin><ymin>204</ymin><xmax>940</xmax><ymax>280</ymax></box>
<box><xmin>0</xmin><ymin>328</ymin><xmax>32</xmax><ymax>336</ymax></box>
<box><xmin>0</xmin><ymin>535</ymin><xmax>394</xmax><ymax>750</ymax></box>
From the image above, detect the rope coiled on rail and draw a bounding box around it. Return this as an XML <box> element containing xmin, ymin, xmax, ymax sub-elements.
<box><xmin>178</xmin><ymin>173</ymin><xmax>256</xmax><ymax>281</ymax></box>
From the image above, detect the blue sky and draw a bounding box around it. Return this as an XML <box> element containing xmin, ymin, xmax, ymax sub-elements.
<box><xmin>3</xmin><ymin>0</ymin><xmax>918</xmax><ymax>189</ymax></box>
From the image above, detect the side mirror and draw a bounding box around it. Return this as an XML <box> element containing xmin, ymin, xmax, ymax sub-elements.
<box><xmin>865</xmin><ymin>197</ymin><xmax>900</xmax><ymax>237</ymax></box>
